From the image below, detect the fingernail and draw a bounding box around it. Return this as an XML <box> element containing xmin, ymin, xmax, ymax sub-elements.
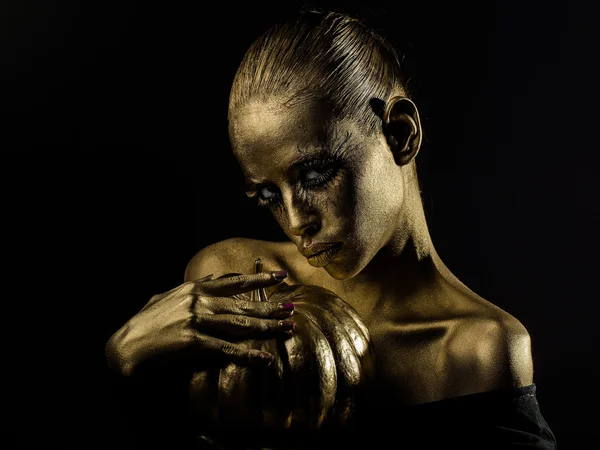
<box><xmin>278</xmin><ymin>320</ymin><xmax>295</xmax><ymax>332</ymax></box>
<box><xmin>272</xmin><ymin>310</ymin><xmax>293</xmax><ymax>319</ymax></box>
<box><xmin>279</xmin><ymin>302</ymin><xmax>295</xmax><ymax>311</ymax></box>
<box><xmin>258</xmin><ymin>352</ymin><xmax>274</xmax><ymax>366</ymax></box>
<box><xmin>273</xmin><ymin>270</ymin><xmax>288</xmax><ymax>280</ymax></box>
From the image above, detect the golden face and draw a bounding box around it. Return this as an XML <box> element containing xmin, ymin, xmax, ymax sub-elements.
<box><xmin>229</xmin><ymin>99</ymin><xmax>407</xmax><ymax>280</ymax></box>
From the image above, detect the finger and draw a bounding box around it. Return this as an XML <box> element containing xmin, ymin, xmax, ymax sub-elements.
<box><xmin>196</xmin><ymin>271</ymin><xmax>288</xmax><ymax>296</ymax></box>
<box><xmin>194</xmin><ymin>314</ymin><xmax>296</xmax><ymax>338</ymax></box>
<box><xmin>195</xmin><ymin>334</ymin><xmax>275</xmax><ymax>367</ymax></box>
<box><xmin>142</xmin><ymin>274</ymin><xmax>215</xmax><ymax>312</ymax></box>
<box><xmin>199</xmin><ymin>297</ymin><xmax>295</xmax><ymax>319</ymax></box>
<box><xmin>141</xmin><ymin>276</ymin><xmax>214</xmax><ymax>312</ymax></box>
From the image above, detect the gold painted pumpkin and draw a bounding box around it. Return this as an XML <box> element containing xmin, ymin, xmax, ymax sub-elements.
<box><xmin>189</xmin><ymin>267</ymin><xmax>375</xmax><ymax>447</ymax></box>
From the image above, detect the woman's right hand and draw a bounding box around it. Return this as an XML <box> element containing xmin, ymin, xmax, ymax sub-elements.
<box><xmin>105</xmin><ymin>270</ymin><xmax>294</xmax><ymax>377</ymax></box>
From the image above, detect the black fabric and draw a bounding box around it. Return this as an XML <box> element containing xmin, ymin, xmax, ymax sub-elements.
<box><xmin>348</xmin><ymin>383</ymin><xmax>557</xmax><ymax>449</ymax></box>
<box><xmin>109</xmin><ymin>368</ymin><xmax>556</xmax><ymax>449</ymax></box>
<box><xmin>193</xmin><ymin>384</ymin><xmax>557</xmax><ymax>449</ymax></box>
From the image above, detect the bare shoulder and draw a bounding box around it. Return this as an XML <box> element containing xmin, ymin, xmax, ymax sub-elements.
<box><xmin>184</xmin><ymin>237</ymin><xmax>293</xmax><ymax>282</ymax></box>
<box><xmin>446</xmin><ymin>304</ymin><xmax>534</xmax><ymax>395</ymax></box>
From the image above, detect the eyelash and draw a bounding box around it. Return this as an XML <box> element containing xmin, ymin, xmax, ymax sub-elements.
<box><xmin>254</xmin><ymin>161</ymin><xmax>341</xmax><ymax>208</ymax></box>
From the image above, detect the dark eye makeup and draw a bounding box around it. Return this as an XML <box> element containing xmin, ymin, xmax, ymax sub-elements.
<box><xmin>245</xmin><ymin>131</ymin><xmax>352</xmax><ymax>208</ymax></box>
<box><xmin>252</xmin><ymin>158</ymin><xmax>342</xmax><ymax>207</ymax></box>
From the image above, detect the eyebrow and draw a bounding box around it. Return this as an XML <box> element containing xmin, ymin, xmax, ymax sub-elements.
<box><xmin>245</xmin><ymin>131</ymin><xmax>353</xmax><ymax>193</ymax></box>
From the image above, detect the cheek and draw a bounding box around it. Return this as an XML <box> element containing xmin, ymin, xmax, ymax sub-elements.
<box><xmin>268</xmin><ymin>173</ymin><xmax>354</xmax><ymax>234</ymax></box>
<box><xmin>353</xmin><ymin>163</ymin><xmax>403</xmax><ymax>233</ymax></box>
<box><xmin>269</xmin><ymin>203</ymin><xmax>290</xmax><ymax>231</ymax></box>
<box><xmin>317</xmin><ymin>171</ymin><xmax>355</xmax><ymax>219</ymax></box>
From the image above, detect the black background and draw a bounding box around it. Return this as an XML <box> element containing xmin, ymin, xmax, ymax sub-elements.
<box><xmin>2</xmin><ymin>0</ymin><xmax>597</xmax><ymax>448</ymax></box>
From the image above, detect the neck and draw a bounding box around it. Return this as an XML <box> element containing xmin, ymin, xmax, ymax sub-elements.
<box><xmin>341</xmin><ymin>177</ymin><xmax>452</xmax><ymax>313</ymax></box>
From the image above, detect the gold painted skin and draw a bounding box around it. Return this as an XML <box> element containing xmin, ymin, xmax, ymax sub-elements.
<box><xmin>190</xmin><ymin>95</ymin><xmax>534</xmax><ymax>406</ymax></box>
<box><xmin>189</xmin><ymin>271</ymin><xmax>376</xmax><ymax>439</ymax></box>
<box><xmin>106</xmin><ymin>95</ymin><xmax>533</xmax><ymax>425</ymax></box>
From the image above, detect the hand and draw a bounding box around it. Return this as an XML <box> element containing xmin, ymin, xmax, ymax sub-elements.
<box><xmin>105</xmin><ymin>270</ymin><xmax>294</xmax><ymax>376</ymax></box>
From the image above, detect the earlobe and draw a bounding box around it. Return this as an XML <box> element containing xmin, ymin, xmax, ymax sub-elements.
<box><xmin>382</xmin><ymin>96</ymin><xmax>422</xmax><ymax>166</ymax></box>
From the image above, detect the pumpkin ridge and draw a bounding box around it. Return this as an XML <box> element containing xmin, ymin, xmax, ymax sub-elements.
<box><xmin>273</xmin><ymin>284</ymin><xmax>372</xmax><ymax>352</ymax></box>
<box><xmin>296</xmin><ymin>302</ymin><xmax>363</xmax><ymax>428</ymax></box>
<box><xmin>293</xmin><ymin>308</ymin><xmax>338</xmax><ymax>430</ymax></box>
<box><xmin>188</xmin><ymin>282</ymin><xmax>375</xmax><ymax>447</ymax></box>
<box><xmin>294</xmin><ymin>297</ymin><xmax>369</xmax><ymax>359</ymax></box>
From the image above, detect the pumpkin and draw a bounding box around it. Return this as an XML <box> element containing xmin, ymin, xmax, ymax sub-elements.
<box><xmin>188</xmin><ymin>259</ymin><xmax>376</xmax><ymax>448</ymax></box>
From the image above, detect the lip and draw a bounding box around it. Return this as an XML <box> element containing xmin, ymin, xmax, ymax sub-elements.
<box><xmin>303</xmin><ymin>242</ymin><xmax>343</xmax><ymax>267</ymax></box>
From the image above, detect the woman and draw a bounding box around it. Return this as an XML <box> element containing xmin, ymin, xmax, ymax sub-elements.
<box><xmin>107</xmin><ymin>10</ymin><xmax>556</xmax><ymax>449</ymax></box>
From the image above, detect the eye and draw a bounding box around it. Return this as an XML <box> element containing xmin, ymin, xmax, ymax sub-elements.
<box><xmin>305</xmin><ymin>168</ymin><xmax>322</xmax><ymax>181</ymax></box>
<box><xmin>301</xmin><ymin>164</ymin><xmax>338</xmax><ymax>188</ymax></box>
<box><xmin>260</xmin><ymin>185</ymin><xmax>277</xmax><ymax>200</ymax></box>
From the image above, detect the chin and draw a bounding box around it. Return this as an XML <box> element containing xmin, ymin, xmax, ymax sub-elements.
<box><xmin>324</xmin><ymin>265</ymin><xmax>350</xmax><ymax>280</ymax></box>
<box><xmin>323</xmin><ymin>254</ymin><xmax>367</xmax><ymax>280</ymax></box>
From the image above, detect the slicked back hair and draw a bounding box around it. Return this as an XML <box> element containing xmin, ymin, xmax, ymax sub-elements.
<box><xmin>229</xmin><ymin>10</ymin><xmax>408</xmax><ymax>135</ymax></box>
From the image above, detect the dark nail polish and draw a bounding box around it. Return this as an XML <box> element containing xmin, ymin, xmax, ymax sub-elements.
<box><xmin>279</xmin><ymin>320</ymin><xmax>295</xmax><ymax>332</ymax></box>
<box><xmin>258</xmin><ymin>352</ymin><xmax>274</xmax><ymax>366</ymax></box>
<box><xmin>273</xmin><ymin>270</ymin><xmax>288</xmax><ymax>280</ymax></box>
<box><xmin>280</xmin><ymin>302</ymin><xmax>295</xmax><ymax>311</ymax></box>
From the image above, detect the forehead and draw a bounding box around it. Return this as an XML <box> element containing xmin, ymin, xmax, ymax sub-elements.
<box><xmin>229</xmin><ymin>99</ymin><xmax>333</xmax><ymax>151</ymax></box>
<box><xmin>229</xmin><ymin>99</ymin><xmax>351</xmax><ymax>179</ymax></box>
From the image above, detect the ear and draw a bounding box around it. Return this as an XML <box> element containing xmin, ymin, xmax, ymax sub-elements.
<box><xmin>382</xmin><ymin>96</ymin><xmax>422</xmax><ymax>166</ymax></box>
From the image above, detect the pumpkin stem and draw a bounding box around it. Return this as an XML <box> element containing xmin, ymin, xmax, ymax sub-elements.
<box><xmin>252</xmin><ymin>257</ymin><xmax>269</xmax><ymax>302</ymax></box>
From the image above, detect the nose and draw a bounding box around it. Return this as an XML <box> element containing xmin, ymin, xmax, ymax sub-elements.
<box><xmin>282</xmin><ymin>190</ymin><xmax>320</xmax><ymax>238</ymax></box>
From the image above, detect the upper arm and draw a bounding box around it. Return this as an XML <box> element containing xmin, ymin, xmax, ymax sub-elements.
<box><xmin>448</xmin><ymin>316</ymin><xmax>534</xmax><ymax>394</ymax></box>
<box><xmin>503</xmin><ymin>319</ymin><xmax>534</xmax><ymax>386</ymax></box>
<box><xmin>183</xmin><ymin>237</ymin><xmax>272</xmax><ymax>282</ymax></box>
<box><xmin>184</xmin><ymin>238</ymin><xmax>242</xmax><ymax>282</ymax></box>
